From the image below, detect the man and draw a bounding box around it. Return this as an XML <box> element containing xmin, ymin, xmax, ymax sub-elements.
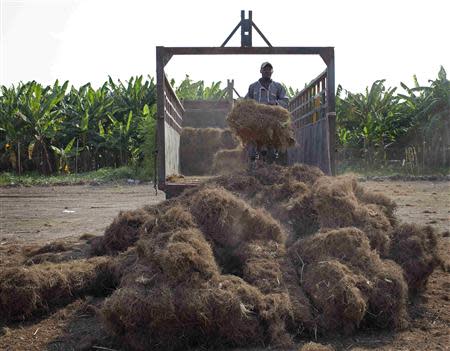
<box><xmin>246</xmin><ymin>62</ymin><xmax>289</xmax><ymax>108</ymax></box>
<box><xmin>245</xmin><ymin>62</ymin><xmax>289</xmax><ymax>164</ymax></box>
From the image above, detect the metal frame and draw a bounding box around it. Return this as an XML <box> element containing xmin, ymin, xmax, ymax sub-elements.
<box><xmin>156</xmin><ymin>11</ymin><xmax>336</xmax><ymax>192</ymax></box>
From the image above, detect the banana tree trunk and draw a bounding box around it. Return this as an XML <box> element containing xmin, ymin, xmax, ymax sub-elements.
<box><xmin>443</xmin><ymin>121</ymin><xmax>448</xmax><ymax>167</ymax></box>
<box><xmin>17</xmin><ymin>141</ymin><xmax>22</xmax><ymax>176</ymax></box>
<box><xmin>42</xmin><ymin>142</ymin><xmax>53</xmax><ymax>174</ymax></box>
<box><xmin>75</xmin><ymin>138</ymin><xmax>79</xmax><ymax>173</ymax></box>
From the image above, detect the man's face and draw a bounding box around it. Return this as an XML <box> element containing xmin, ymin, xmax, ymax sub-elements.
<box><xmin>260</xmin><ymin>65</ymin><xmax>273</xmax><ymax>79</ymax></box>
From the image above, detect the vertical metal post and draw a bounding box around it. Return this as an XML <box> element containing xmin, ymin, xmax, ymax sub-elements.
<box><xmin>241</xmin><ymin>10</ymin><xmax>252</xmax><ymax>47</ymax></box>
<box><xmin>226</xmin><ymin>79</ymin><xmax>234</xmax><ymax>104</ymax></box>
<box><xmin>156</xmin><ymin>47</ymin><xmax>166</xmax><ymax>187</ymax></box>
<box><xmin>326</xmin><ymin>49</ymin><xmax>336</xmax><ymax>175</ymax></box>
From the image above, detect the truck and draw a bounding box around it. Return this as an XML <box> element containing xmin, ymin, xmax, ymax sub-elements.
<box><xmin>155</xmin><ymin>11</ymin><xmax>336</xmax><ymax>198</ymax></box>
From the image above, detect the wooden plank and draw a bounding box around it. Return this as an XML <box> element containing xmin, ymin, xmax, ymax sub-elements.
<box><xmin>292</xmin><ymin>104</ymin><xmax>328</xmax><ymax>124</ymax></box>
<box><xmin>163</xmin><ymin>92</ymin><xmax>183</xmax><ymax>126</ymax></box>
<box><xmin>164</xmin><ymin>75</ymin><xmax>185</xmax><ymax>113</ymax></box>
<box><xmin>164</xmin><ymin>112</ymin><xmax>182</xmax><ymax>133</ymax></box>
<box><xmin>287</xmin><ymin>116</ymin><xmax>331</xmax><ymax>175</ymax></box>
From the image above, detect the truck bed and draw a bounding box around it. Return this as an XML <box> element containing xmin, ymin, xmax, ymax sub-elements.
<box><xmin>164</xmin><ymin>175</ymin><xmax>215</xmax><ymax>198</ymax></box>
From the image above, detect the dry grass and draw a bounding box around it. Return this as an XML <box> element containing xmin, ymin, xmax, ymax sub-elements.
<box><xmin>367</xmin><ymin>259</ymin><xmax>408</xmax><ymax>329</ymax></box>
<box><xmin>90</xmin><ymin>208</ymin><xmax>156</xmax><ymax>255</ymax></box>
<box><xmin>303</xmin><ymin>260</ymin><xmax>368</xmax><ymax>333</ymax></box>
<box><xmin>0</xmin><ymin>257</ymin><xmax>117</xmax><ymax>321</ymax></box>
<box><xmin>190</xmin><ymin>186</ymin><xmax>286</xmax><ymax>248</ymax></box>
<box><xmin>227</xmin><ymin>99</ymin><xmax>295</xmax><ymax>151</ymax></box>
<box><xmin>25</xmin><ymin>241</ymin><xmax>70</xmax><ymax>257</ymax></box>
<box><xmin>299</xmin><ymin>342</ymin><xmax>335</xmax><ymax>351</ymax></box>
<box><xmin>137</xmin><ymin>227</ymin><xmax>219</xmax><ymax>284</ymax></box>
<box><xmin>93</xmin><ymin>165</ymin><xmax>440</xmax><ymax>350</ymax></box>
<box><xmin>289</xmin><ymin>227</ymin><xmax>409</xmax><ymax>332</ymax></box>
<box><xmin>389</xmin><ymin>223</ymin><xmax>442</xmax><ymax>293</ymax></box>
<box><xmin>312</xmin><ymin>176</ymin><xmax>393</xmax><ymax>255</ymax></box>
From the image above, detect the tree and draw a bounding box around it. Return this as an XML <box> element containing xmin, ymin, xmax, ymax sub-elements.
<box><xmin>337</xmin><ymin>80</ymin><xmax>406</xmax><ymax>164</ymax></box>
<box><xmin>17</xmin><ymin>80</ymin><xmax>68</xmax><ymax>174</ymax></box>
<box><xmin>399</xmin><ymin>66</ymin><xmax>450</xmax><ymax>168</ymax></box>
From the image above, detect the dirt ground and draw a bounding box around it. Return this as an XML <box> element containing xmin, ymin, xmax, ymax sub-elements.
<box><xmin>0</xmin><ymin>183</ymin><xmax>165</xmax><ymax>244</ymax></box>
<box><xmin>0</xmin><ymin>180</ymin><xmax>448</xmax><ymax>351</ymax></box>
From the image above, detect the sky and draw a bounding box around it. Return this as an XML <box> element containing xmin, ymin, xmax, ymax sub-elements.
<box><xmin>0</xmin><ymin>0</ymin><xmax>449</xmax><ymax>96</ymax></box>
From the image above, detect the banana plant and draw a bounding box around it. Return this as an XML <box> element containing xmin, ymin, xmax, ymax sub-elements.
<box><xmin>134</xmin><ymin>103</ymin><xmax>157</xmax><ymax>175</ymax></box>
<box><xmin>106</xmin><ymin>110</ymin><xmax>134</xmax><ymax>164</ymax></box>
<box><xmin>174</xmin><ymin>75</ymin><xmax>226</xmax><ymax>100</ymax></box>
<box><xmin>61</xmin><ymin>82</ymin><xmax>115</xmax><ymax>170</ymax></box>
<box><xmin>398</xmin><ymin>66</ymin><xmax>450</xmax><ymax>167</ymax></box>
<box><xmin>108</xmin><ymin>75</ymin><xmax>156</xmax><ymax>116</ymax></box>
<box><xmin>281</xmin><ymin>84</ymin><xmax>299</xmax><ymax>99</ymax></box>
<box><xmin>107</xmin><ymin>76</ymin><xmax>156</xmax><ymax>164</ymax></box>
<box><xmin>50</xmin><ymin>137</ymin><xmax>76</xmax><ymax>173</ymax></box>
<box><xmin>17</xmin><ymin>80</ymin><xmax>69</xmax><ymax>174</ymax></box>
<box><xmin>337</xmin><ymin>80</ymin><xmax>404</xmax><ymax>163</ymax></box>
<box><xmin>0</xmin><ymin>83</ymin><xmax>29</xmax><ymax>173</ymax></box>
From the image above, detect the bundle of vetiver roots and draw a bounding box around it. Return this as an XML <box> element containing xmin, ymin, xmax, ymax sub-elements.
<box><xmin>227</xmin><ymin>99</ymin><xmax>295</xmax><ymax>151</ymax></box>
<box><xmin>0</xmin><ymin>164</ymin><xmax>442</xmax><ymax>351</ymax></box>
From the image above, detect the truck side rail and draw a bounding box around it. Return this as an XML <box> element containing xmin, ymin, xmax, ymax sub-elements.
<box><xmin>288</xmin><ymin>69</ymin><xmax>327</xmax><ymax>128</ymax></box>
<box><xmin>163</xmin><ymin>75</ymin><xmax>184</xmax><ymax>133</ymax></box>
<box><xmin>287</xmin><ymin>69</ymin><xmax>335</xmax><ymax>175</ymax></box>
<box><xmin>157</xmin><ymin>75</ymin><xmax>185</xmax><ymax>188</ymax></box>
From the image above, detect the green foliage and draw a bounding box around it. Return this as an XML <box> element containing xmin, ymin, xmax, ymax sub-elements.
<box><xmin>172</xmin><ymin>75</ymin><xmax>226</xmax><ymax>100</ymax></box>
<box><xmin>0</xmin><ymin>74</ymin><xmax>227</xmax><ymax>176</ymax></box>
<box><xmin>1</xmin><ymin>68</ymin><xmax>447</xmax><ymax>177</ymax></box>
<box><xmin>337</xmin><ymin>80</ymin><xmax>407</xmax><ymax>162</ymax></box>
<box><xmin>0</xmin><ymin>166</ymin><xmax>141</xmax><ymax>186</ymax></box>
<box><xmin>282</xmin><ymin>84</ymin><xmax>299</xmax><ymax>99</ymax></box>
<box><xmin>398</xmin><ymin>66</ymin><xmax>449</xmax><ymax>138</ymax></box>
<box><xmin>337</xmin><ymin>66</ymin><xmax>449</xmax><ymax>171</ymax></box>
<box><xmin>135</xmin><ymin>104</ymin><xmax>156</xmax><ymax>179</ymax></box>
<box><xmin>0</xmin><ymin>76</ymin><xmax>157</xmax><ymax>175</ymax></box>
<box><xmin>50</xmin><ymin>137</ymin><xmax>76</xmax><ymax>173</ymax></box>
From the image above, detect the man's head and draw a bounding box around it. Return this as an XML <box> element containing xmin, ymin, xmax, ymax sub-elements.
<box><xmin>260</xmin><ymin>62</ymin><xmax>273</xmax><ymax>79</ymax></box>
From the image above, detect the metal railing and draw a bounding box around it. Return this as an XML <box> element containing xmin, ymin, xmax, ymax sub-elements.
<box><xmin>288</xmin><ymin>70</ymin><xmax>328</xmax><ymax>128</ymax></box>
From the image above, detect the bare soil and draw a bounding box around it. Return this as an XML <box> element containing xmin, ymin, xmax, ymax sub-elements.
<box><xmin>0</xmin><ymin>184</ymin><xmax>165</xmax><ymax>244</ymax></box>
<box><xmin>0</xmin><ymin>180</ymin><xmax>448</xmax><ymax>351</ymax></box>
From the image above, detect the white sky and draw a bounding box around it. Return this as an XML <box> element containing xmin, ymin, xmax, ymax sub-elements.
<box><xmin>0</xmin><ymin>0</ymin><xmax>449</xmax><ymax>96</ymax></box>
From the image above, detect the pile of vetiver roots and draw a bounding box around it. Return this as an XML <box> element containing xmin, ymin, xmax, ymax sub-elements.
<box><xmin>94</xmin><ymin>163</ymin><xmax>443</xmax><ymax>350</ymax></box>
<box><xmin>0</xmin><ymin>164</ymin><xmax>442</xmax><ymax>351</ymax></box>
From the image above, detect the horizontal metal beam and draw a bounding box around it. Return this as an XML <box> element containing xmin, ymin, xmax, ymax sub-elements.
<box><xmin>158</xmin><ymin>46</ymin><xmax>333</xmax><ymax>58</ymax></box>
